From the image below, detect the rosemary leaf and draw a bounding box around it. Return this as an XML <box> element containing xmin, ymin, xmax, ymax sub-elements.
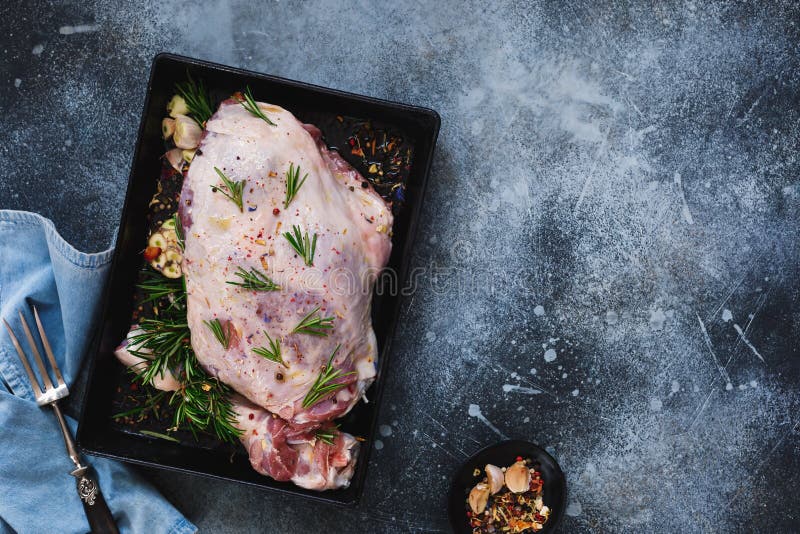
<box><xmin>252</xmin><ymin>331</ymin><xmax>287</xmax><ymax>367</ymax></box>
<box><xmin>226</xmin><ymin>266</ymin><xmax>280</xmax><ymax>292</ymax></box>
<box><xmin>172</xmin><ymin>213</ymin><xmax>184</xmax><ymax>250</ymax></box>
<box><xmin>283</xmin><ymin>163</ymin><xmax>308</xmax><ymax>209</ymax></box>
<box><xmin>204</xmin><ymin>318</ymin><xmax>230</xmax><ymax>349</ymax></box>
<box><xmin>302</xmin><ymin>345</ymin><xmax>355</xmax><ymax>408</ymax></box>
<box><xmin>140</xmin><ymin>430</ymin><xmax>180</xmax><ymax>443</ymax></box>
<box><xmin>238</xmin><ymin>86</ymin><xmax>276</xmax><ymax>126</ymax></box>
<box><xmin>291</xmin><ymin>306</ymin><xmax>334</xmax><ymax>337</ymax></box>
<box><xmin>212</xmin><ymin>167</ymin><xmax>246</xmax><ymax>212</ymax></box>
<box><xmin>315</xmin><ymin>424</ymin><xmax>340</xmax><ymax>445</ymax></box>
<box><xmin>283</xmin><ymin>225</ymin><xmax>318</xmax><ymax>266</ymax></box>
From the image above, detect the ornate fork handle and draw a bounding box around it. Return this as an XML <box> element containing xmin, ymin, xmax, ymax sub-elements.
<box><xmin>52</xmin><ymin>403</ymin><xmax>119</xmax><ymax>534</ymax></box>
<box><xmin>73</xmin><ymin>466</ymin><xmax>98</xmax><ymax>505</ymax></box>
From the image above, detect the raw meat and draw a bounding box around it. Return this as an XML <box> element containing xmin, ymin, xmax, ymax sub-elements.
<box><xmin>233</xmin><ymin>396</ymin><xmax>358</xmax><ymax>490</ymax></box>
<box><xmin>177</xmin><ymin>99</ymin><xmax>391</xmax><ymax>486</ymax></box>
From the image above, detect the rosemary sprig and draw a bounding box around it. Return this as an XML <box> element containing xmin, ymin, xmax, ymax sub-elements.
<box><xmin>238</xmin><ymin>86</ymin><xmax>276</xmax><ymax>126</ymax></box>
<box><xmin>171</xmin><ymin>370</ymin><xmax>241</xmax><ymax>443</ymax></box>
<box><xmin>204</xmin><ymin>318</ymin><xmax>230</xmax><ymax>349</ymax></box>
<box><xmin>226</xmin><ymin>266</ymin><xmax>280</xmax><ymax>291</ymax></box>
<box><xmin>252</xmin><ymin>331</ymin><xmax>287</xmax><ymax>367</ymax></box>
<box><xmin>315</xmin><ymin>424</ymin><xmax>340</xmax><ymax>445</ymax></box>
<box><xmin>291</xmin><ymin>306</ymin><xmax>334</xmax><ymax>337</ymax></box>
<box><xmin>284</xmin><ymin>225</ymin><xmax>317</xmax><ymax>266</ymax></box>
<box><xmin>302</xmin><ymin>345</ymin><xmax>355</xmax><ymax>408</ymax></box>
<box><xmin>212</xmin><ymin>167</ymin><xmax>246</xmax><ymax>212</ymax></box>
<box><xmin>136</xmin><ymin>269</ymin><xmax>186</xmax><ymax>309</ymax></box>
<box><xmin>283</xmin><ymin>163</ymin><xmax>308</xmax><ymax>208</ymax></box>
<box><xmin>175</xmin><ymin>73</ymin><xmax>213</xmax><ymax>126</ymax></box>
<box><xmin>128</xmin><ymin>317</ymin><xmax>191</xmax><ymax>386</ymax></box>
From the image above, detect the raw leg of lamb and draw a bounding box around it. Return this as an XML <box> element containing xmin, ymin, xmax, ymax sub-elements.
<box><xmin>177</xmin><ymin>99</ymin><xmax>391</xmax><ymax>487</ymax></box>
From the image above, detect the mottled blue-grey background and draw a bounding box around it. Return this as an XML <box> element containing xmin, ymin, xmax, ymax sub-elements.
<box><xmin>1</xmin><ymin>1</ymin><xmax>799</xmax><ymax>532</ymax></box>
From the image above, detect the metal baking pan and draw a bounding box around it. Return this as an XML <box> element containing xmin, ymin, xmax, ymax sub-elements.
<box><xmin>76</xmin><ymin>53</ymin><xmax>440</xmax><ymax>506</ymax></box>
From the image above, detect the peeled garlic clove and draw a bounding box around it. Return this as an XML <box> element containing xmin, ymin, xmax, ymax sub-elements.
<box><xmin>164</xmin><ymin>247</ymin><xmax>182</xmax><ymax>263</ymax></box>
<box><xmin>182</xmin><ymin>149</ymin><xmax>196</xmax><ymax>163</ymax></box>
<box><xmin>162</xmin><ymin>262</ymin><xmax>182</xmax><ymax>279</ymax></box>
<box><xmin>173</xmin><ymin>115</ymin><xmax>202</xmax><ymax>149</ymax></box>
<box><xmin>167</xmin><ymin>94</ymin><xmax>189</xmax><ymax>118</ymax></box>
<box><xmin>485</xmin><ymin>464</ymin><xmax>505</xmax><ymax>494</ymax></box>
<box><xmin>151</xmin><ymin>252</ymin><xmax>167</xmax><ymax>270</ymax></box>
<box><xmin>148</xmin><ymin>232</ymin><xmax>167</xmax><ymax>249</ymax></box>
<box><xmin>162</xmin><ymin>218</ymin><xmax>177</xmax><ymax>230</ymax></box>
<box><xmin>505</xmin><ymin>461</ymin><xmax>531</xmax><ymax>493</ymax></box>
<box><xmin>161</xmin><ymin>229</ymin><xmax>178</xmax><ymax>243</ymax></box>
<box><xmin>162</xmin><ymin>118</ymin><xmax>175</xmax><ymax>139</ymax></box>
<box><xmin>468</xmin><ymin>482</ymin><xmax>490</xmax><ymax>515</ymax></box>
<box><xmin>165</xmin><ymin>148</ymin><xmax>184</xmax><ymax>172</ymax></box>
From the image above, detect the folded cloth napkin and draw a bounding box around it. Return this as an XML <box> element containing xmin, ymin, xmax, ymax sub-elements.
<box><xmin>0</xmin><ymin>211</ymin><xmax>196</xmax><ymax>534</ymax></box>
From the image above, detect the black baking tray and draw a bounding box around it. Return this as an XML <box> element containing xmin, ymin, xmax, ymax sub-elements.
<box><xmin>76</xmin><ymin>53</ymin><xmax>440</xmax><ymax>506</ymax></box>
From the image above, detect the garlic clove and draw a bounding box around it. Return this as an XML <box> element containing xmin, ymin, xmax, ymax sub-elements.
<box><xmin>151</xmin><ymin>252</ymin><xmax>167</xmax><ymax>270</ymax></box>
<box><xmin>173</xmin><ymin>115</ymin><xmax>202</xmax><ymax>149</ymax></box>
<box><xmin>161</xmin><ymin>118</ymin><xmax>175</xmax><ymax>139</ymax></box>
<box><xmin>504</xmin><ymin>460</ymin><xmax>532</xmax><ymax>493</ymax></box>
<box><xmin>165</xmin><ymin>148</ymin><xmax>184</xmax><ymax>172</ymax></box>
<box><xmin>468</xmin><ymin>482</ymin><xmax>490</xmax><ymax>515</ymax></box>
<box><xmin>182</xmin><ymin>149</ymin><xmax>196</xmax><ymax>163</ymax></box>
<box><xmin>167</xmin><ymin>95</ymin><xmax>189</xmax><ymax>118</ymax></box>
<box><xmin>161</xmin><ymin>218</ymin><xmax>177</xmax><ymax>230</ymax></box>
<box><xmin>164</xmin><ymin>247</ymin><xmax>182</xmax><ymax>263</ymax></box>
<box><xmin>162</xmin><ymin>262</ymin><xmax>182</xmax><ymax>279</ymax></box>
<box><xmin>148</xmin><ymin>232</ymin><xmax>167</xmax><ymax>249</ymax></box>
<box><xmin>161</xmin><ymin>229</ymin><xmax>178</xmax><ymax>244</ymax></box>
<box><xmin>485</xmin><ymin>464</ymin><xmax>505</xmax><ymax>494</ymax></box>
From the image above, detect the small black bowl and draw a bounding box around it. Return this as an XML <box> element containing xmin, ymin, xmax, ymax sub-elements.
<box><xmin>448</xmin><ymin>440</ymin><xmax>567</xmax><ymax>533</ymax></box>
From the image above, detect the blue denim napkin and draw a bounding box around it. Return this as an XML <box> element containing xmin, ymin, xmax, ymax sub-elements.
<box><xmin>0</xmin><ymin>211</ymin><xmax>196</xmax><ymax>534</ymax></box>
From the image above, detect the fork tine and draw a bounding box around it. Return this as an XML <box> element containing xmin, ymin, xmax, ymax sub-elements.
<box><xmin>32</xmin><ymin>306</ymin><xmax>65</xmax><ymax>387</ymax></box>
<box><xmin>17</xmin><ymin>310</ymin><xmax>55</xmax><ymax>391</ymax></box>
<box><xmin>2</xmin><ymin>318</ymin><xmax>44</xmax><ymax>398</ymax></box>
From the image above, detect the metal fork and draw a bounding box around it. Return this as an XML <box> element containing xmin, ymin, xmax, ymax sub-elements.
<box><xmin>3</xmin><ymin>306</ymin><xmax>119</xmax><ymax>534</ymax></box>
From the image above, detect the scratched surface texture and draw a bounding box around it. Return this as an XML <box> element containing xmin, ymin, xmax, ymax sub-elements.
<box><xmin>1</xmin><ymin>1</ymin><xmax>799</xmax><ymax>532</ymax></box>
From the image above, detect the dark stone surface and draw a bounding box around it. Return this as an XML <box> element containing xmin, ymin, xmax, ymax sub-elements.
<box><xmin>2</xmin><ymin>1</ymin><xmax>799</xmax><ymax>532</ymax></box>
